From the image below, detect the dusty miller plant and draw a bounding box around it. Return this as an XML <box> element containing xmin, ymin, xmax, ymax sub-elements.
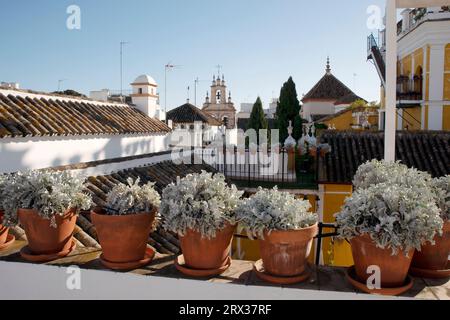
<box><xmin>160</xmin><ymin>171</ymin><xmax>243</xmax><ymax>239</ymax></box>
<box><xmin>335</xmin><ymin>183</ymin><xmax>443</xmax><ymax>255</ymax></box>
<box><xmin>1</xmin><ymin>170</ymin><xmax>92</xmax><ymax>228</ymax></box>
<box><xmin>0</xmin><ymin>174</ymin><xmax>7</xmax><ymax>212</ymax></box>
<box><xmin>353</xmin><ymin>159</ymin><xmax>432</xmax><ymax>191</ymax></box>
<box><xmin>431</xmin><ymin>175</ymin><xmax>450</xmax><ymax>221</ymax></box>
<box><xmin>236</xmin><ymin>187</ymin><xmax>318</xmax><ymax>239</ymax></box>
<box><xmin>105</xmin><ymin>178</ymin><xmax>161</xmax><ymax>216</ymax></box>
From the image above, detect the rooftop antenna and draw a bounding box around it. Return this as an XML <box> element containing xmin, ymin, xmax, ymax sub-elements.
<box><xmin>187</xmin><ymin>86</ymin><xmax>190</xmax><ymax>103</ymax></box>
<box><xmin>120</xmin><ymin>41</ymin><xmax>130</xmax><ymax>98</ymax></box>
<box><xmin>164</xmin><ymin>62</ymin><xmax>182</xmax><ymax>122</ymax></box>
<box><xmin>57</xmin><ymin>79</ymin><xmax>67</xmax><ymax>91</ymax></box>
<box><xmin>194</xmin><ymin>77</ymin><xmax>209</xmax><ymax>107</ymax></box>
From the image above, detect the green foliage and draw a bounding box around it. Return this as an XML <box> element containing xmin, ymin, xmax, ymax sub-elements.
<box><xmin>276</xmin><ymin>77</ymin><xmax>302</xmax><ymax>142</ymax></box>
<box><xmin>247</xmin><ymin>97</ymin><xmax>269</xmax><ymax>145</ymax></box>
<box><xmin>247</xmin><ymin>97</ymin><xmax>268</xmax><ymax>132</ymax></box>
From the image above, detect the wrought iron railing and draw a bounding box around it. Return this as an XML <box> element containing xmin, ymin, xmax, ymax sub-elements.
<box><xmin>194</xmin><ymin>146</ymin><xmax>318</xmax><ymax>190</ymax></box>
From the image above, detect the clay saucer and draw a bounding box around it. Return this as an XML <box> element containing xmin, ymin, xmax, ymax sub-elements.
<box><xmin>346</xmin><ymin>266</ymin><xmax>414</xmax><ymax>296</ymax></box>
<box><xmin>174</xmin><ymin>255</ymin><xmax>232</xmax><ymax>277</ymax></box>
<box><xmin>100</xmin><ymin>247</ymin><xmax>155</xmax><ymax>271</ymax></box>
<box><xmin>253</xmin><ymin>259</ymin><xmax>311</xmax><ymax>285</ymax></box>
<box><xmin>20</xmin><ymin>238</ymin><xmax>77</xmax><ymax>263</ymax></box>
<box><xmin>409</xmin><ymin>261</ymin><xmax>450</xmax><ymax>279</ymax></box>
<box><xmin>0</xmin><ymin>234</ymin><xmax>15</xmax><ymax>251</ymax></box>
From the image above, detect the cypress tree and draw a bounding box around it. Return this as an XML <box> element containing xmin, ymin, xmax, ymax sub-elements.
<box><xmin>247</xmin><ymin>97</ymin><xmax>268</xmax><ymax>145</ymax></box>
<box><xmin>276</xmin><ymin>77</ymin><xmax>302</xmax><ymax>142</ymax></box>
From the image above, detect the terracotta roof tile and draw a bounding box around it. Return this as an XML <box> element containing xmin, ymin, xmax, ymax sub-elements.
<box><xmin>84</xmin><ymin>161</ymin><xmax>217</xmax><ymax>254</ymax></box>
<box><xmin>318</xmin><ymin>130</ymin><xmax>450</xmax><ymax>184</ymax></box>
<box><xmin>302</xmin><ymin>73</ymin><xmax>356</xmax><ymax>102</ymax></box>
<box><xmin>167</xmin><ymin>103</ymin><xmax>222</xmax><ymax>126</ymax></box>
<box><xmin>0</xmin><ymin>92</ymin><xmax>170</xmax><ymax>138</ymax></box>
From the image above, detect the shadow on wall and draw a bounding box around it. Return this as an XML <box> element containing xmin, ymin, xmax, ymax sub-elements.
<box><xmin>0</xmin><ymin>134</ymin><xmax>163</xmax><ymax>173</ymax></box>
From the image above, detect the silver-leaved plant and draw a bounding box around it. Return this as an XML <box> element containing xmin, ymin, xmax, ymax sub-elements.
<box><xmin>105</xmin><ymin>178</ymin><xmax>161</xmax><ymax>216</ymax></box>
<box><xmin>431</xmin><ymin>175</ymin><xmax>450</xmax><ymax>221</ymax></box>
<box><xmin>236</xmin><ymin>187</ymin><xmax>318</xmax><ymax>239</ymax></box>
<box><xmin>160</xmin><ymin>171</ymin><xmax>243</xmax><ymax>239</ymax></box>
<box><xmin>353</xmin><ymin>159</ymin><xmax>432</xmax><ymax>191</ymax></box>
<box><xmin>335</xmin><ymin>183</ymin><xmax>443</xmax><ymax>255</ymax></box>
<box><xmin>1</xmin><ymin>170</ymin><xmax>92</xmax><ymax>228</ymax></box>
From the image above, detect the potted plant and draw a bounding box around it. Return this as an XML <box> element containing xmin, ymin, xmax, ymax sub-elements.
<box><xmin>0</xmin><ymin>174</ymin><xmax>14</xmax><ymax>250</ymax></box>
<box><xmin>91</xmin><ymin>178</ymin><xmax>160</xmax><ymax>270</ymax></box>
<box><xmin>353</xmin><ymin>159</ymin><xmax>432</xmax><ymax>191</ymax></box>
<box><xmin>160</xmin><ymin>171</ymin><xmax>243</xmax><ymax>277</ymax></box>
<box><xmin>236</xmin><ymin>187</ymin><xmax>318</xmax><ymax>284</ymax></box>
<box><xmin>411</xmin><ymin>175</ymin><xmax>450</xmax><ymax>277</ymax></box>
<box><xmin>2</xmin><ymin>170</ymin><xmax>92</xmax><ymax>262</ymax></box>
<box><xmin>353</xmin><ymin>160</ymin><xmax>449</xmax><ymax>278</ymax></box>
<box><xmin>336</xmin><ymin>182</ymin><xmax>442</xmax><ymax>295</ymax></box>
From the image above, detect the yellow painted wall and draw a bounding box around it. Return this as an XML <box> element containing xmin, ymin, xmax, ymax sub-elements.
<box><xmin>443</xmin><ymin>44</ymin><xmax>450</xmax><ymax>130</ymax></box>
<box><xmin>401</xmin><ymin>55</ymin><xmax>412</xmax><ymax>76</ymax></box>
<box><xmin>413</xmin><ymin>48</ymin><xmax>424</xmax><ymax>71</ymax></box>
<box><xmin>402</xmin><ymin>107</ymin><xmax>422</xmax><ymax>130</ymax></box>
<box><xmin>321</xmin><ymin>184</ymin><xmax>354</xmax><ymax>267</ymax></box>
<box><xmin>444</xmin><ymin>105</ymin><xmax>450</xmax><ymax>130</ymax></box>
<box><xmin>445</xmin><ymin>44</ymin><xmax>450</xmax><ymax>101</ymax></box>
<box><xmin>323</xmin><ymin>110</ymin><xmax>353</xmax><ymax>130</ymax></box>
<box><xmin>445</xmin><ymin>44</ymin><xmax>450</xmax><ymax>72</ymax></box>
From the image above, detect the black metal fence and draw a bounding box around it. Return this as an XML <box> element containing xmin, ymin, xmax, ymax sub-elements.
<box><xmin>193</xmin><ymin>146</ymin><xmax>318</xmax><ymax>189</ymax></box>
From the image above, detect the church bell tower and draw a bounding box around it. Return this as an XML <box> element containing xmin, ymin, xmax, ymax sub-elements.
<box><xmin>202</xmin><ymin>71</ymin><xmax>236</xmax><ymax>129</ymax></box>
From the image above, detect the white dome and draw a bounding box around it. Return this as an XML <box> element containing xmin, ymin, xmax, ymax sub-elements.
<box><xmin>132</xmin><ymin>74</ymin><xmax>157</xmax><ymax>86</ymax></box>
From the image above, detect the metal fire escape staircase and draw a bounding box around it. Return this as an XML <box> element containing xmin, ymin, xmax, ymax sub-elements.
<box><xmin>367</xmin><ymin>34</ymin><xmax>386</xmax><ymax>88</ymax></box>
<box><xmin>366</xmin><ymin>34</ymin><xmax>420</xmax><ymax>129</ymax></box>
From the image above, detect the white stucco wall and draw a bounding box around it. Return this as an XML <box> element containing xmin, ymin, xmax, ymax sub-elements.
<box><xmin>302</xmin><ymin>101</ymin><xmax>336</xmax><ymax>121</ymax></box>
<box><xmin>0</xmin><ymin>134</ymin><xmax>168</xmax><ymax>173</ymax></box>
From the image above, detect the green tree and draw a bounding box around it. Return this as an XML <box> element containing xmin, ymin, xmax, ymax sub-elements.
<box><xmin>247</xmin><ymin>97</ymin><xmax>268</xmax><ymax>145</ymax></box>
<box><xmin>276</xmin><ymin>77</ymin><xmax>302</xmax><ymax>142</ymax></box>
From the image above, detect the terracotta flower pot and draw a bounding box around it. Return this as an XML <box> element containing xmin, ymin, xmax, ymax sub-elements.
<box><xmin>351</xmin><ymin>234</ymin><xmax>414</xmax><ymax>288</ymax></box>
<box><xmin>0</xmin><ymin>210</ymin><xmax>9</xmax><ymax>245</ymax></box>
<box><xmin>412</xmin><ymin>221</ymin><xmax>450</xmax><ymax>271</ymax></box>
<box><xmin>18</xmin><ymin>208</ymin><xmax>77</xmax><ymax>255</ymax></box>
<box><xmin>91</xmin><ymin>209</ymin><xmax>156</xmax><ymax>263</ymax></box>
<box><xmin>259</xmin><ymin>223</ymin><xmax>318</xmax><ymax>277</ymax></box>
<box><xmin>179</xmin><ymin>223</ymin><xmax>235</xmax><ymax>270</ymax></box>
<box><xmin>287</xmin><ymin>148</ymin><xmax>296</xmax><ymax>171</ymax></box>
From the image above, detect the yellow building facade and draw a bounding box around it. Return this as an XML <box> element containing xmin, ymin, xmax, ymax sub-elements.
<box><xmin>377</xmin><ymin>8</ymin><xmax>450</xmax><ymax>131</ymax></box>
<box><xmin>319</xmin><ymin>106</ymin><xmax>379</xmax><ymax>131</ymax></box>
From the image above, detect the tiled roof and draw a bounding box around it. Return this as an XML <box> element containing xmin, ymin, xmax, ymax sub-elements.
<box><xmin>84</xmin><ymin>161</ymin><xmax>217</xmax><ymax>254</ymax></box>
<box><xmin>318</xmin><ymin>130</ymin><xmax>450</xmax><ymax>184</ymax></box>
<box><xmin>302</xmin><ymin>73</ymin><xmax>356</xmax><ymax>102</ymax></box>
<box><xmin>167</xmin><ymin>103</ymin><xmax>222</xmax><ymax>126</ymax></box>
<box><xmin>334</xmin><ymin>93</ymin><xmax>366</xmax><ymax>105</ymax></box>
<box><xmin>0</xmin><ymin>91</ymin><xmax>170</xmax><ymax>138</ymax></box>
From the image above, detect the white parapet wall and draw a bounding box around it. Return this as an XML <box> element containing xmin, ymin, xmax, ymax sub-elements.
<box><xmin>0</xmin><ymin>261</ymin><xmax>394</xmax><ymax>300</ymax></box>
<box><xmin>0</xmin><ymin>134</ymin><xmax>168</xmax><ymax>173</ymax></box>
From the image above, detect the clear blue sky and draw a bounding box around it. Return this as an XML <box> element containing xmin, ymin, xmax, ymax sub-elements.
<box><xmin>0</xmin><ymin>0</ymin><xmax>386</xmax><ymax>111</ymax></box>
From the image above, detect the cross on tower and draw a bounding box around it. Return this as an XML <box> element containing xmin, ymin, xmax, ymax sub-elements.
<box><xmin>216</xmin><ymin>64</ymin><xmax>222</xmax><ymax>76</ymax></box>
